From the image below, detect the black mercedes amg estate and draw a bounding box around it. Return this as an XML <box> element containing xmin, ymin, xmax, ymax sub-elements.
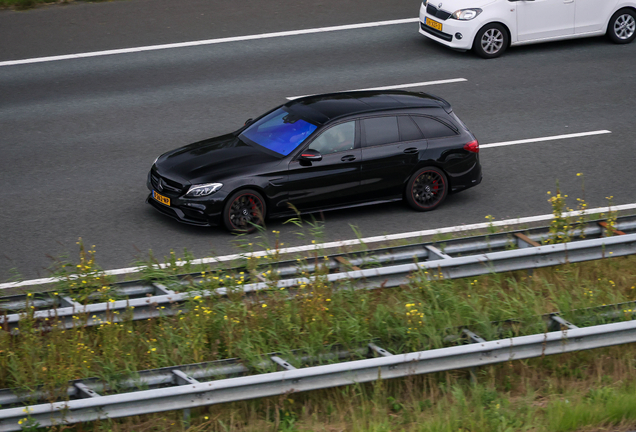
<box><xmin>147</xmin><ymin>91</ymin><xmax>482</xmax><ymax>232</ymax></box>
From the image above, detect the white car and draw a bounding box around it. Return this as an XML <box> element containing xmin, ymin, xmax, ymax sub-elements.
<box><xmin>419</xmin><ymin>0</ymin><xmax>636</xmax><ymax>58</ymax></box>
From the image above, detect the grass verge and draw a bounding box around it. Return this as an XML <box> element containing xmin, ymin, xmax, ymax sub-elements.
<box><xmin>1</xmin><ymin>252</ymin><xmax>635</xmax><ymax>397</ymax></box>
<box><xmin>15</xmin><ymin>345</ymin><xmax>636</xmax><ymax>432</ymax></box>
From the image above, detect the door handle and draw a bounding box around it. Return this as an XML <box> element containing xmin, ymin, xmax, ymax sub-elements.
<box><xmin>403</xmin><ymin>148</ymin><xmax>418</xmax><ymax>154</ymax></box>
<box><xmin>341</xmin><ymin>155</ymin><xmax>356</xmax><ymax>162</ymax></box>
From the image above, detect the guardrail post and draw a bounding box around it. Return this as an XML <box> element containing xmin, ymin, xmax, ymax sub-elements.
<box><xmin>171</xmin><ymin>370</ymin><xmax>199</xmax><ymax>428</ymax></box>
<box><xmin>368</xmin><ymin>343</ymin><xmax>393</xmax><ymax>357</ymax></box>
<box><xmin>271</xmin><ymin>356</ymin><xmax>296</xmax><ymax>370</ymax></box>
<box><xmin>152</xmin><ymin>283</ymin><xmax>175</xmax><ymax>296</ymax></box>
<box><xmin>59</xmin><ymin>296</ymin><xmax>82</xmax><ymax>309</ymax></box>
<box><xmin>73</xmin><ymin>383</ymin><xmax>100</xmax><ymax>398</ymax></box>
<box><xmin>462</xmin><ymin>329</ymin><xmax>486</xmax><ymax>384</ymax></box>
<box><xmin>549</xmin><ymin>314</ymin><xmax>578</xmax><ymax>331</ymax></box>
<box><xmin>514</xmin><ymin>233</ymin><xmax>541</xmax><ymax>276</ymax></box>
<box><xmin>425</xmin><ymin>245</ymin><xmax>451</xmax><ymax>261</ymax></box>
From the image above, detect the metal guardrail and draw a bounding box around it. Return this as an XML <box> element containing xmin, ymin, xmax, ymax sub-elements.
<box><xmin>2</xmin><ymin>218</ymin><xmax>636</xmax><ymax>333</ymax></box>
<box><xmin>1</xmin><ymin>296</ymin><xmax>632</xmax><ymax>408</ymax></box>
<box><xmin>1</xmin><ymin>318</ymin><xmax>635</xmax><ymax>430</ymax></box>
<box><xmin>3</xmin><ymin>217</ymin><xmax>635</xmax><ymax>306</ymax></box>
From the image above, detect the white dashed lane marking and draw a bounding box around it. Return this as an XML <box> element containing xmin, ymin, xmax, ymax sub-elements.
<box><xmin>0</xmin><ymin>18</ymin><xmax>420</xmax><ymax>67</ymax></box>
<box><xmin>286</xmin><ymin>79</ymin><xmax>468</xmax><ymax>100</ymax></box>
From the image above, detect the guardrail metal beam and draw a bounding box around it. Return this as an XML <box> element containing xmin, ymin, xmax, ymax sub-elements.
<box><xmin>1</xmin><ymin>320</ymin><xmax>635</xmax><ymax>431</ymax></box>
<box><xmin>2</xmin><ymin>233</ymin><xmax>636</xmax><ymax>333</ymax></box>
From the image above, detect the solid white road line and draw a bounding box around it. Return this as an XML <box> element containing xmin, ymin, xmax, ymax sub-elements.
<box><xmin>286</xmin><ymin>79</ymin><xmax>468</xmax><ymax>100</ymax></box>
<box><xmin>2</xmin><ymin>203</ymin><xmax>635</xmax><ymax>290</ymax></box>
<box><xmin>0</xmin><ymin>18</ymin><xmax>420</xmax><ymax>68</ymax></box>
<box><xmin>481</xmin><ymin>130</ymin><xmax>612</xmax><ymax>149</ymax></box>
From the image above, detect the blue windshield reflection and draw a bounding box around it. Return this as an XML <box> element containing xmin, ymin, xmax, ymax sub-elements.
<box><xmin>240</xmin><ymin>108</ymin><xmax>318</xmax><ymax>156</ymax></box>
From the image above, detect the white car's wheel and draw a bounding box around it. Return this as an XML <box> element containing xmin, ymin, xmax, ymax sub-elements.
<box><xmin>608</xmin><ymin>9</ymin><xmax>636</xmax><ymax>44</ymax></box>
<box><xmin>473</xmin><ymin>23</ymin><xmax>509</xmax><ymax>59</ymax></box>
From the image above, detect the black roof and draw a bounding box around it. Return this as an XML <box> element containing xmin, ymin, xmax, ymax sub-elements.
<box><xmin>285</xmin><ymin>90</ymin><xmax>452</xmax><ymax>125</ymax></box>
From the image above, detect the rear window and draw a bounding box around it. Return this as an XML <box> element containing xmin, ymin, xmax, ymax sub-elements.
<box><xmin>398</xmin><ymin>116</ymin><xmax>424</xmax><ymax>142</ymax></box>
<box><xmin>411</xmin><ymin>116</ymin><xmax>457</xmax><ymax>139</ymax></box>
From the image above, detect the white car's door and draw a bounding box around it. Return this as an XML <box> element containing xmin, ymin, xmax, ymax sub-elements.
<box><xmin>516</xmin><ymin>0</ymin><xmax>575</xmax><ymax>41</ymax></box>
<box><xmin>574</xmin><ymin>0</ymin><xmax>619</xmax><ymax>33</ymax></box>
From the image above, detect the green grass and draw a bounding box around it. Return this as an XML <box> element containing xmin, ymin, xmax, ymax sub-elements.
<box><xmin>21</xmin><ymin>347</ymin><xmax>636</xmax><ymax>432</ymax></box>
<box><xmin>2</xmin><ymin>251</ymin><xmax>636</xmax><ymax>397</ymax></box>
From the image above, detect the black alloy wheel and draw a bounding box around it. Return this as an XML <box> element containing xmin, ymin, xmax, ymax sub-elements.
<box><xmin>608</xmin><ymin>8</ymin><xmax>636</xmax><ymax>44</ymax></box>
<box><xmin>473</xmin><ymin>23</ymin><xmax>509</xmax><ymax>59</ymax></box>
<box><xmin>406</xmin><ymin>167</ymin><xmax>448</xmax><ymax>211</ymax></box>
<box><xmin>223</xmin><ymin>189</ymin><xmax>266</xmax><ymax>233</ymax></box>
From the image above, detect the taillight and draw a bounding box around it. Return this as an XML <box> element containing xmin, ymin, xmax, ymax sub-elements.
<box><xmin>463</xmin><ymin>140</ymin><xmax>479</xmax><ymax>153</ymax></box>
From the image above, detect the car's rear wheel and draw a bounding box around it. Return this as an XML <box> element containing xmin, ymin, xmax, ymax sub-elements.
<box><xmin>608</xmin><ymin>9</ymin><xmax>636</xmax><ymax>44</ymax></box>
<box><xmin>223</xmin><ymin>189</ymin><xmax>266</xmax><ymax>233</ymax></box>
<box><xmin>405</xmin><ymin>167</ymin><xmax>448</xmax><ymax>212</ymax></box>
<box><xmin>473</xmin><ymin>23</ymin><xmax>508</xmax><ymax>59</ymax></box>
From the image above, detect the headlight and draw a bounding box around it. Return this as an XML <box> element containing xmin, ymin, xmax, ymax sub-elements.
<box><xmin>152</xmin><ymin>156</ymin><xmax>159</xmax><ymax>166</ymax></box>
<box><xmin>185</xmin><ymin>183</ymin><xmax>223</xmax><ymax>198</ymax></box>
<box><xmin>451</xmin><ymin>8</ymin><xmax>482</xmax><ymax>20</ymax></box>
<box><xmin>423</xmin><ymin>0</ymin><xmax>428</xmax><ymax>5</ymax></box>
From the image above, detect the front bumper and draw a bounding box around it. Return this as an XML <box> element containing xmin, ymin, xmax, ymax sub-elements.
<box><xmin>418</xmin><ymin>4</ymin><xmax>479</xmax><ymax>50</ymax></box>
<box><xmin>146</xmin><ymin>172</ymin><xmax>225</xmax><ymax>227</ymax></box>
<box><xmin>146</xmin><ymin>194</ymin><xmax>225</xmax><ymax>227</ymax></box>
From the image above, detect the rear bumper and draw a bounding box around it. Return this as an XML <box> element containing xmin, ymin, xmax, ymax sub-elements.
<box><xmin>448</xmin><ymin>161</ymin><xmax>482</xmax><ymax>193</ymax></box>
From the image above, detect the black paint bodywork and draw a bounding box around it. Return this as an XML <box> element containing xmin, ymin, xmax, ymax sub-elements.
<box><xmin>147</xmin><ymin>91</ymin><xmax>482</xmax><ymax>227</ymax></box>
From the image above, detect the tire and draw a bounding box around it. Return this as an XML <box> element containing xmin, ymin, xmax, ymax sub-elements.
<box><xmin>405</xmin><ymin>167</ymin><xmax>448</xmax><ymax>212</ymax></box>
<box><xmin>473</xmin><ymin>23</ymin><xmax>508</xmax><ymax>59</ymax></box>
<box><xmin>607</xmin><ymin>9</ymin><xmax>636</xmax><ymax>44</ymax></box>
<box><xmin>222</xmin><ymin>189</ymin><xmax>266</xmax><ymax>233</ymax></box>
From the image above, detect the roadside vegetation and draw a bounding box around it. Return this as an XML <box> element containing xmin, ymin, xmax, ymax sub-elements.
<box><xmin>2</xmin><ymin>250</ymin><xmax>636</xmax><ymax>431</ymax></box>
<box><xmin>2</xmin><ymin>176</ymin><xmax>636</xmax><ymax>431</ymax></box>
<box><xmin>29</xmin><ymin>356</ymin><xmax>636</xmax><ymax>432</ymax></box>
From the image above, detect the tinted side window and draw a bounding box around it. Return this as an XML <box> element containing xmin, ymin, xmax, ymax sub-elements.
<box><xmin>411</xmin><ymin>116</ymin><xmax>457</xmax><ymax>139</ymax></box>
<box><xmin>397</xmin><ymin>116</ymin><xmax>424</xmax><ymax>142</ymax></box>
<box><xmin>308</xmin><ymin>121</ymin><xmax>355</xmax><ymax>155</ymax></box>
<box><xmin>362</xmin><ymin>117</ymin><xmax>399</xmax><ymax>147</ymax></box>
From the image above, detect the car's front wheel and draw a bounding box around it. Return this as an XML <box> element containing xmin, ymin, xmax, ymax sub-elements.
<box><xmin>608</xmin><ymin>9</ymin><xmax>636</xmax><ymax>44</ymax></box>
<box><xmin>473</xmin><ymin>23</ymin><xmax>508</xmax><ymax>59</ymax></box>
<box><xmin>405</xmin><ymin>167</ymin><xmax>448</xmax><ymax>212</ymax></box>
<box><xmin>223</xmin><ymin>189</ymin><xmax>266</xmax><ymax>233</ymax></box>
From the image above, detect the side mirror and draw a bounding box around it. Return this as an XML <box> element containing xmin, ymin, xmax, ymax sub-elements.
<box><xmin>298</xmin><ymin>149</ymin><xmax>322</xmax><ymax>164</ymax></box>
<box><xmin>244</xmin><ymin>118</ymin><xmax>254</xmax><ymax>126</ymax></box>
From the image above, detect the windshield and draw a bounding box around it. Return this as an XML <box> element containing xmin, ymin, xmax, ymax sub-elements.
<box><xmin>240</xmin><ymin>108</ymin><xmax>318</xmax><ymax>156</ymax></box>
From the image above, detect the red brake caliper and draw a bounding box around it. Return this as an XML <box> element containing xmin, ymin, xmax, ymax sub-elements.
<box><xmin>249</xmin><ymin>197</ymin><xmax>257</xmax><ymax>217</ymax></box>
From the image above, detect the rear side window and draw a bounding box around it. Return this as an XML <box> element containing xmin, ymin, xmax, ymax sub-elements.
<box><xmin>397</xmin><ymin>116</ymin><xmax>424</xmax><ymax>142</ymax></box>
<box><xmin>411</xmin><ymin>116</ymin><xmax>457</xmax><ymax>139</ymax></box>
<box><xmin>362</xmin><ymin>117</ymin><xmax>399</xmax><ymax>147</ymax></box>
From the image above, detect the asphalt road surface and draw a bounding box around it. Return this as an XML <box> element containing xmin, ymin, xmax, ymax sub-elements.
<box><xmin>1</xmin><ymin>0</ymin><xmax>635</xmax><ymax>281</ymax></box>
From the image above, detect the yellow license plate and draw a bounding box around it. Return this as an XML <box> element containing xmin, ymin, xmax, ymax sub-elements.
<box><xmin>426</xmin><ymin>17</ymin><xmax>443</xmax><ymax>32</ymax></box>
<box><xmin>153</xmin><ymin>191</ymin><xmax>170</xmax><ymax>206</ymax></box>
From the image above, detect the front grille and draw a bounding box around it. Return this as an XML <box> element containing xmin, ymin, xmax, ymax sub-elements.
<box><xmin>426</xmin><ymin>4</ymin><xmax>452</xmax><ymax>21</ymax></box>
<box><xmin>150</xmin><ymin>171</ymin><xmax>186</xmax><ymax>197</ymax></box>
<box><xmin>420</xmin><ymin>21</ymin><xmax>453</xmax><ymax>42</ymax></box>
